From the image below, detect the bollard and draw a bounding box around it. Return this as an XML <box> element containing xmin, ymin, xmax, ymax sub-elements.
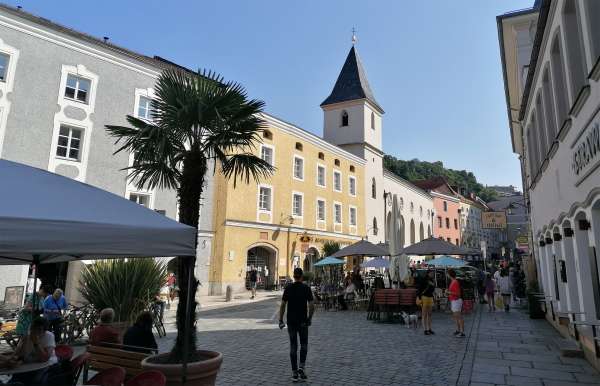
<box><xmin>225</xmin><ymin>285</ymin><xmax>233</xmax><ymax>302</ymax></box>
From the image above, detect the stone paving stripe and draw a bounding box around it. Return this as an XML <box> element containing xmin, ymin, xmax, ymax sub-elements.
<box><xmin>472</xmin><ymin>363</ymin><xmax>510</xmax><ymax>374</ymax></box>
<box><xmin>470</xmin><ymin>371</ymin><xmax>506</xmax><ymax>384</ymax></box>
<box><xmin>502</xmin><ymin>353</ymin><xmax>562</xmax><ymax>363</ymax></box>
<box><xmin>510</xmin><ymin>366</ymin><xmax>574</xmax><ymax>381</ymax></box>
<box><xmin>504</xmin><ymin>374</ymin><xmax>543</xmax><ymax>385</ymax></box>
<box><xmin>473</xmin><ymin>357</ymin><xmax>532</xmax><ymax>368</ymax></box>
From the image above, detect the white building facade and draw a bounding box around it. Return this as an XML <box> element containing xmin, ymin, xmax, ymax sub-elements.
<box><xmin>499</xmin><ymin>0</ymin><xmax>600</xmax><ymax>368</ymax></box>
<box><xmin>0</xmin><ymin>5</ymin><xmax>214</xmax><ymax>302</ymax></box>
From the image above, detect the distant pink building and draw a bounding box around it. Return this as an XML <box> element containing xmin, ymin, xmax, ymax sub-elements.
<box><xmin>414</xmin><ymin>177</ymin><xmax>461</xmax><ymax>245</ymax></box>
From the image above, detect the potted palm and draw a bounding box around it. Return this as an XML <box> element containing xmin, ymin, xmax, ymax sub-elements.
<box><xmin>106</xmin><ymin>69</ymin><xmax>274</xmax><ymax>385</ymax></box>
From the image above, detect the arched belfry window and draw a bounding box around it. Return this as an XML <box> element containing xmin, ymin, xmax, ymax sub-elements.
<box><xmin>371</xmin><ymin>178</ymin><xmax>376</xmax><ymax>199</ymax></box>
<box><xmin>341</xmin><ymin>110</ymin><xmax>349</xmax><ymax>127</ymax></box>
<box><xmin>371</xmin><ymin>112</ymin><xmax>375</xmax><ymax>130</ymax></box>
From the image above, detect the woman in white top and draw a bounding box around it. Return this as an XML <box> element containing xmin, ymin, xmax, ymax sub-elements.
<box><xmin>497</xmin><ymin>269</ymin><xmax>513</xmax><ymax>312</ymax></box>
<box><xmin>11</xmin><ymin>317</ymin><xmax>56</xmax><ymax>384</ymax></box>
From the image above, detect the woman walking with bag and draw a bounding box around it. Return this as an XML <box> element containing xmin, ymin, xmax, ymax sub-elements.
<box><xmin>497</xmin><ymin>269</ymin><xmax>512</xmax><ymax>312</ymax></box>
<box><xmin>483</xmin><ymin>272</ymin><xmax>496</xmax><ymax>312</ymax></box>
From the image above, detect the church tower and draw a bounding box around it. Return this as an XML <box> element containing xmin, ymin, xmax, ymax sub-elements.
<box><xmin>321</xmin><ymin>44</ymin><xmax>385</xmax><ymax>242</ymax></box>
<box><xmin>321</xmin><ymin>45</ymin><xmax>384</xmax><ymax>156</ymax></box>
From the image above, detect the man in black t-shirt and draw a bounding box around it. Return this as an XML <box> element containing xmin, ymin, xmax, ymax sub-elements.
<box><xmin>279</xmin><ymin>267</ymin><xmax>314</xmax><ymax>382</ymax></box>
<box><xmin>249</xmin><ymin>266</ymin><xmax>258</xmax><ymax>299</ymax></box>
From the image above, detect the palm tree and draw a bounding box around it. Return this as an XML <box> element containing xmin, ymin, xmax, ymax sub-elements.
<box><xmin>106</xmin><ymin>69</ymin><xmax>274</xmax><ymax>363</ymax></box>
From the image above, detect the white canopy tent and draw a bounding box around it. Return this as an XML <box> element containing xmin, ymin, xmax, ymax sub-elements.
<box><xmin>0</xmin><ymin>159</ymin><xmax>197</xmax><ymax>265</ymax></box>
<box><xmin>0</xmin><ymin>158</ymin><xmax>200</xmax><ymax>378</ymax></box>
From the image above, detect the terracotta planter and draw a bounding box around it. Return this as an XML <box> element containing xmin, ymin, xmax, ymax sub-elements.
<box><xmin>141</xmin><ymin>350</ymin><xmax>223</xmax><ymax>386</ymax></box>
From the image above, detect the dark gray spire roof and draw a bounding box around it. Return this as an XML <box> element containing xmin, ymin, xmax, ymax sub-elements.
<box><xmin>321</xmin><ymin>46</ymin><xmax>383</xmax><ymax>113</ymax></box>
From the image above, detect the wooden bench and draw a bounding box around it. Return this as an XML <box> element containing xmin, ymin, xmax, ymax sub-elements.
<box><xmin>83</xmin><ymin>343</ymin><xmax>158</xmax><ymax>382</ymax></box>
<box><xmin>368</xmin><ymin>289</ymin><xmax>417</xmax><ymax>321</ymax></box>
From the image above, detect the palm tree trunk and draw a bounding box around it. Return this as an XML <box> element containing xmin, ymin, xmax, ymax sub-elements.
<box><xmin>168</xmin><ymin>153</ymin><xmax>207</xmax><ymax>363</ymax></box>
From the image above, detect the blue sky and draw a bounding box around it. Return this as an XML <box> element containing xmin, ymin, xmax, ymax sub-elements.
<box><xmin>10</xmin><ymin>0</ymin><xmax>532</xmax><ymax>189</ymax></box>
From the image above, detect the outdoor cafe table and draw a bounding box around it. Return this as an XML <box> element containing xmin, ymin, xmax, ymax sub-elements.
<box><xmin>0</xmin><ymin>360</ymin><xmax>52</xmax><ymax>375</ymax></box>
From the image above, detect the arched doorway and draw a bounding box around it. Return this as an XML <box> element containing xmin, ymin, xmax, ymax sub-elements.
<box><xmin>247</xmin><ymin>245</ymin><xmax>277</xmax><ymax>290</ymax></box>
<box><xmin>419</xmin><ymin>222</ymin><xmax>425</xmax><ymax>241</ymax></box>
<box><xmin>386</xmin><ymin>211</ymin><xmax>392</xmax><ymax>242</ymax></box>
<box><xmin>428</xmin><ymin>224</ymin><xmax>431</xmax><ymax>237</ymax></box>
<box><xmin>399</xmin><ymin>216</ymin><xmax>405</xmax><ymax>247</ymax></box>
<box><xmin>303</xmin><ymin>247</ymin><xmax>320</xmax><ymax>273</ymax></box>
<box><xmin>410</xmin><ymin>219</ymin><xmax>415</xmax><ymax>244</ymax></box>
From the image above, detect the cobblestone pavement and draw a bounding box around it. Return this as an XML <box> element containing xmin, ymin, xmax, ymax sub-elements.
<box><xmin>458</xmin><ymin>306</ymin><xmax>600</xmax><ymax>386</ymax></box>
<box><xmin>126</xmin><ymin>295</ymin><xmax>600</xmax><ymax>385</ymax></box>
<box><xmin>160</xmin><ymin>295</ymin><xmax>475</xmax><ymax>386</ymax></box>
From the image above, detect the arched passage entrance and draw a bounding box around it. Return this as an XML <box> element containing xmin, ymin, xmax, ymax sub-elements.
<box><xmin>410</xmin><ymin>219</ymin><xmax>416</xmax><ymax>244</ymax></box>
<box><xmin>303</xmin><ymin>247</ymin><xmax>320</xmax><ymax>273</ymax></box>
<box><xmin>419</xmin><ymin>222</ymin><xmax>424</xmax><ymax>241</ymax></box>
<box><xmin>247</xmin><ymin>245</ymin><xmax>277</xmax><ymax>290</ymax></box>
<box><xmin>399</xmin><ymin>216</ymin><xmax>406</xmax><ymax>247</ymax></box>
<box><xmin>386</xmin><ymin>212</ymin><xmax>392</xmax><ymax>242</ymax></box>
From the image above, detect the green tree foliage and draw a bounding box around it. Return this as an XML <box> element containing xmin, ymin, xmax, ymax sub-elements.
<box><xmin>383</xmin><ymin>155</ymin><xmax>498</xmax><ymax>202</ymax></box>
<box><xmin>321</xmin><ymin>241</ymin><xmax>341</xmax><ymax>257</ymax></box>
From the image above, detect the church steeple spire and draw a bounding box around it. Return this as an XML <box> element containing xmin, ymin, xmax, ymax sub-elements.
<box><xmin>320</xmin><ymin>45</ymin><xmax>383</xmax><ymax>113</ymax></box>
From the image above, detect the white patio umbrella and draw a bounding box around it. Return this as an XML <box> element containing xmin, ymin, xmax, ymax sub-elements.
<box><xmin>388</xmin><ymin>195</ymin><xmax>402</xmax><ymax>286</ymax></box>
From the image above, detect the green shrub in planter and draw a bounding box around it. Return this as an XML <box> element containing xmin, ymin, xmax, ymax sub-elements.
<box><xmin>79</xmin><ymin>259</ymin><xmax>167</xmax><ymax>323</ymax></box>
<box><xmin>527</xmin><ymin>280</ymin><xmax>545</xmax><ymax>319</ymax></box>
<box><xmin>303</xmin><ymin>271</ymin><xmax>315</xmax><ymax>284</ymax></box>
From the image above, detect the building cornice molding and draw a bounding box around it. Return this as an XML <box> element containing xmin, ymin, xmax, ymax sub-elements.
<box><xmin>430</xmin><ymin>191</ymin><xmax>460</xmax><ymax>203</ymax></box>
<box><xmin>224</xmin><ymin>219</ymin><xmax>363</xmax><ymax>241</ymax></box>
<box><xmin>0</xmin><ymin>9</ymin><xmax>162</xmax><ymax>78</ymax></box>
<box><xmin>383</xmin><ymin>169</ymin><xmax>432</xmax><ymax>200</ymax></box>
<box><xmin>261</xmin><ymin>113</ymin><xmax>367</xmax><ymax>166</ymax></box>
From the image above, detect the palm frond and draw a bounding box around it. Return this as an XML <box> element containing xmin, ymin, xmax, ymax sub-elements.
<box><xmin>220</xmin><ymin>153</ymin><xmax>275</xmax><ymax>187</ymax></box>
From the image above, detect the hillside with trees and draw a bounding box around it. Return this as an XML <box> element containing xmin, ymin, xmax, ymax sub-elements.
<box><xmin>383</xmin><ymin>155</ymin><xmax>499</xmax><ymax>202</ymax></box>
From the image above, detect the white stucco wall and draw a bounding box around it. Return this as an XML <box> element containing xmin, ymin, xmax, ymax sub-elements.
<box><xmin>383</xmin><ymin>170</ymin><xmax>434</xmax><ymax>247</ymax></box>
<box><xmin>0</xmin><ymin>265</ymin><xmax>28</xmax><ymax>304</ymax></box>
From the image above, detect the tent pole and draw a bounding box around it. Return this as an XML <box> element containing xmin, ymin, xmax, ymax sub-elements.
<box><xmin>32</xmin><ymin>255</ymin><xmax>40</xmax><ymax>312</ymax></box>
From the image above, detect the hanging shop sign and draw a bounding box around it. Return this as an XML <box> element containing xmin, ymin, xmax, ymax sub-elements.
<box><xmin>481</xmin><ymin>211</ymin><xmax>507</xmax><ymax>229</ymax></box>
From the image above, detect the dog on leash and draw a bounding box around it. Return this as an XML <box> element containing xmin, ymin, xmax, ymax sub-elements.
<box><xmin>400</xmin><ymin>311</ymin><xmax>420</xmax><ymax>328</ymax></box>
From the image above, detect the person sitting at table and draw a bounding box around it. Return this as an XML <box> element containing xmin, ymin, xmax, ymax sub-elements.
<box><xmin>89</xmin><ymin>308</ymin><xmax>121</xmax><ymax>346</ymax></box>
<box><xmin>10</xmin><ymin>317</ymin><xmax>57</xmax><ymax>385</ymax></box>
<box><xmin>15</xmin><ymin>286</ymin><xmax>49</xmax><ymax>337</ymax></box>
<box><xmin>123</xmin><ymin>311</ymin><xmax>157</xmax><ymax>353</ymax></box>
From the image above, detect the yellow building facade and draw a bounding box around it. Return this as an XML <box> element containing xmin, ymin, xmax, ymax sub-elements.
<box><xmin>208</xmin><ymin>113</ymin><xmax>366</xmax><ymax>294</ymax></box>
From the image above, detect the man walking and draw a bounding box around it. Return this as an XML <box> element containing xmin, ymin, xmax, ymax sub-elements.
<box><xmin>279</xmin><ymin>267</ymin><xmax>315</xmax><ymax>382</ymax></box>
<box><xmin>249</xmin><ymin>265</ymin><xmax>258</xmax><ymax>299</ymax></box>
<box><xmin>448</xmin><ymin>269</ymin><xmax>465</xmax><ymax>338</ymax></box>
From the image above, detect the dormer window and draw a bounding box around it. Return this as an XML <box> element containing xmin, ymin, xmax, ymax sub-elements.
<box><xmin>341</xmin><ymin>110</ymin><xmax>349</xmax><ymax>127</ymax></box>
<box><xmin>318</xmin><ymin>152</ymin><xmax>325</xmax><ymax>160</ymax></box>
<box><xmin>371</xmin><ymin>112</ymin><xmax>375</xmax><ymax>130</ymax></box>
<box><xmin>334</xmin><ymin>159</ymin><xmax>340</xmax><ymax>167</ymax></box>
<box><xmin>263</xmin><ymin>130</ymin><xmax>273</xmax><ymax>140</ymax></box>
<box><xmin>295</xmin><ymin>142</ymin><xmax>303</xmax><ymax>151</ymax></box>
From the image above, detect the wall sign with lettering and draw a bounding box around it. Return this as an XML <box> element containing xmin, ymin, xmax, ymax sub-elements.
<box><xmin>572</xmin><ymin>111</ymin><xmax>600</xmax><ymax>186</ymax></box>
